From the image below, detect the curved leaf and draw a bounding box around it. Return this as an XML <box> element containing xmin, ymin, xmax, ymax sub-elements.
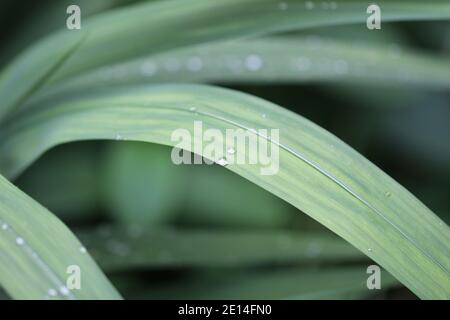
<box><xmin>41</xmin><ymin>37</ymin><xmax>450</xmax><ymax>97</ymax></box>
<box><xmin>0</xmin><ymin>174</ymin><xmax>121</xmax><ymax>299</ymax></box>
<box><xmin>0</xmin><ymin>84</ymin><xmax>448</xmax><ymax>299</ymax></box>
<box><xmin>2</xmin><ymin>0</ymin><xmax>450</xmax><ymax>119</ymax></box>
<box><xmin>77</xmin><ymin>227</ymin><xmax>364</xmax><ymax>271</ymax></box>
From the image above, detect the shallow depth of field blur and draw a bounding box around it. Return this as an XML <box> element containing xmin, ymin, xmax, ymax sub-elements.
<box><xmin>0</xmin><ymin>1</ymin><xmax>449</xmax><ymax>299</ymax></box>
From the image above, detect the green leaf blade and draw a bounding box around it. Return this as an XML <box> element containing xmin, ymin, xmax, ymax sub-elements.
<box><xmin>2</xmin><ymin>0</ymin><xmax>450</xmax><ymax>120</ymax></box>
<box><xmin>0</xmin><ymin>84</ymin><xmax>448</xmax><ymax>299</ymax></box>
<box><xmin>0</xmin><ymin>175</ymin><xmax>121</xmax><ymax>300</ymax></box>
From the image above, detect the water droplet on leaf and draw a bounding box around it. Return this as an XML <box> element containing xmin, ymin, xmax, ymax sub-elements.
<box><xmin>16</xmin><ymin>237</ymin><xmax>25</xmax><ymax>246</ymax></box>
<box><xmin>245</xmin><ymin>54</ymin><xmax>263</xmax><ymax>71</ymax></box>
<box><xmin>305</xmin><ymin>1</ymin><xmax>315</xmax><ymax>10</ymax></box>
<box><xmin>187</xmin><ymin>56</ymin><xmax>203</xmax><ymax>72</ymax></box>
<box><xmin>216</xmin><ymin>158</ymin><xmax>229</xmax><ymax>166</ymax></box>
<box><xmin>59</xmin><ymin>286</ymin><xmax>70</xmax><ymax>296</ymax></box>
<box><xmin>48</xmin><ymin>288</ymin><xmax>57</xmax><ymax>296</ymax></box>
<box><xmin>306</xmin><ymin>242</ymin><xmax>322</xmax><ymax>257</ymax></box>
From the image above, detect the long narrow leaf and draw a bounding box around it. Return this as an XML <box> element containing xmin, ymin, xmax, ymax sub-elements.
<box><xmin>126</xmin><ymin>267</ymin><xmax>399</xmax><ymax>300</ymax></box>
<box><xmin>2</xmin><ymin>0</ymin><xmax>450</xmax><ymax>120</ymax></box>
<box><xmin>0</xmin><ymin>84</ymin><xmax>448</xmax><ymax>298</ymax></box>
<box><xmin>77</xmin><ymin>227</ymin><xmax>364</xmax><ymax>271</ymax></box>
<box><xmin>41</xmin><ymin>37</ymin><xmax>450</xmax><ymax>97</ymax></box>
<box><xmin>0</xmin><ymin>174</ymin><xmax>121</xmax><ymax>299</ymax></box>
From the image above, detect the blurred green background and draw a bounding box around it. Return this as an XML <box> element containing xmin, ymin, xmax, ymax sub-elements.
<box><xmin>0</xmin><ymin>0</ymin><xmax>449</xmax><ymax>299</ymax></box>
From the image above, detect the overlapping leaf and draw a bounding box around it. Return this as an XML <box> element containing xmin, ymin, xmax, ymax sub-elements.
<box><xmin>0</xmin><ymin>174</ymin><xmax>121</xmax><ymax>299</ymax></box>
<box><xmin>0</xmin><ymin>84</ymin><xmax>448</xmax><ymax>299</ymax></box>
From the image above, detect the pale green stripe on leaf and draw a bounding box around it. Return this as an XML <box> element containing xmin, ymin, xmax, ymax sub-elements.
<box><xmin>0</xmin><ymin>175</ymin><xmax>121</xmax><ymax>299</ymax></box>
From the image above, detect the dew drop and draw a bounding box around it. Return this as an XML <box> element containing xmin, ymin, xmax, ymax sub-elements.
<box><xmin>187</xmin><ymin>56</ymin><xmax>203</xmax><ymax>72</ymax></box>
<box><xmin>245</xmin><ymin>54</ymin><xmax>263</xmax><ymax>71</ymax></box>
<box><xmin>79</xmin><ymin>247</ymin><xmax>87</xmax><ymax>254</ymax></box>
<box><xmin>16</xmin><ymin>237</ymin><xmax>25</xmax><ymax>246</ymax></box>
<box><xmin>189</xmin><ymin>106</ymin><xmax>197</xmax><ymax>112</ymax></box>
<box><xmin>367</xmin><ymin>248</ymin><xmax>373</xmax><ymax>252</ymax></box>
<box><xmin>305</xmin><ymin>1</ymin><xmax>315</xmax><ymax>10</ymax></box>
<box><xmin>227</xmin><ymin>147</ymin><xmax>236</xmax><ymax>155</ymax></box>
<box><xmin>48</xmin><ymin>288</ymin><xmax>57</xmax><ymax>297</ymax></box>
<box><xmin>115</xmin><ymin>133</ymin><xmax>123</xmax><ymax>141</ymax></box>
<box><xmin>1</xmin><ymin>223</ymin><xmax>8</xmax><ymax>230</ymax></box>
<box><xmin>216</xmin><ymin>158</ymin><xmax>229</xmax><ymax>167</ymax></box>
<box><xmin>385</xmin><ymin>191</ymin><xmax>391</xmax><ymax>198</ymax></box>
<box><xmin>59</xmin><ymin>286</ymin><xmax>70</xmax><ymax>296</ymax></box>
<box><xmin>261</xmin><ymin>113</ymin><xmax>267</xmax><ymax>118</ymax></box>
